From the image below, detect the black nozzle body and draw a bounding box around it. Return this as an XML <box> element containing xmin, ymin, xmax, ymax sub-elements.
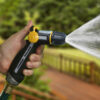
<box><xmin>51</xmin><ymin>31</ymin><xmax>66</xmax><ymax>45</ymax></box>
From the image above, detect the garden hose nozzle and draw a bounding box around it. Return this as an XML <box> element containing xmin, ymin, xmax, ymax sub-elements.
<box><xmin>6</xmin><ymin>26</ymin><xmax>66</xmax><ymax>86</ymax></box>
<box><xmin>28</xmin><ymin>26</ymin><xmax>66</xmax><ymax>45</ymax></box>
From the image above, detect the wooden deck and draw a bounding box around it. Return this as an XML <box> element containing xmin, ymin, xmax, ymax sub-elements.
<box><xmin>41</xmin><ymin>68</ymin><xmax>100</xmax><ymax>100</ymax></box>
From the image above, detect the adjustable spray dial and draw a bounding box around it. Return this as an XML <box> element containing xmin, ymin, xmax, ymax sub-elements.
<box><xmin>28</xmin><ymin>27</ymin><xmax>39</xmax><ymax>43</ymax></box>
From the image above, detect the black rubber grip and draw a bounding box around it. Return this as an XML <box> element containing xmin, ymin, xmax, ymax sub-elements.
<box><xmin>7</xmin><ymin>40</ymin><xmax>39</xmax><ymax>84</ymax></box>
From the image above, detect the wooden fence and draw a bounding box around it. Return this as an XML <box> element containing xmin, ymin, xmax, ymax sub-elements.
<box><xmin>42</xmin><ymin>51</ymin><xmax>100</xmax><ymax>85</ymax></box>
<box><xmin>0</xmin><ymin>79</ymin><xmax>66</xmax><ymax>100</ymax></box>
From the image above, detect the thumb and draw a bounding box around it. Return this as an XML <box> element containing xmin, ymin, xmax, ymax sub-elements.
<box><xmin>17</xmin><ymin>21</ymin><xmax>33</xmax><ymax>39</ymax></box>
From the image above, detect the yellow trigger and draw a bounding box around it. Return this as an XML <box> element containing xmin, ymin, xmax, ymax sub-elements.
<box><xmin>28</xmin><ymin>27</ymin><xmax>39</xmax><ymax>43</ymax></box>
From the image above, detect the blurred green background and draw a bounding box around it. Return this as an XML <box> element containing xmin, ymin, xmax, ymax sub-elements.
<box><xmin>0</xmin><ymin>0</ymin><xmax>100</xmax><ymax>39</ymax></box>
<box><xmin>0</xmin><ymin>0</ymin><xmax>100</xmax><ymax>99</ymax></box>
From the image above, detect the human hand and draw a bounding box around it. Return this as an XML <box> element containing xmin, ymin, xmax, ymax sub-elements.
<box><xmin>0</xmin><ymin>21</ymin><xmax>44</xmax><ymax>76</ymax></box>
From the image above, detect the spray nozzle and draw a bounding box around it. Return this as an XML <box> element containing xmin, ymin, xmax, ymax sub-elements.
<box><xmin>51</xmin><ymin>31</ymin><xmax>66</xmax><ymax>45</ymax></box>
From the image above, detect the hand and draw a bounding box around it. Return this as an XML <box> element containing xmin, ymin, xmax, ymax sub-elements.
<box><xmin>0</xmin><ymin>21</ymin><xmax>44</xmax><ymax>76</ymax></box>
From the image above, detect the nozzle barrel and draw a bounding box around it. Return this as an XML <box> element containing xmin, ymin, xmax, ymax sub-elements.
<box><xmin>51</xmin><ymin>31</ymin><xmax>66</xmax><ymax>45</ymax></box>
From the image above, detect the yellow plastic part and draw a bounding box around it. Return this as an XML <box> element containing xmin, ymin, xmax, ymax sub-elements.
<box><xmin>49</xmin><ymin>32</ymin><xmax>53</xmax><ymax>44</ymax></box>
<box><xmin>28</xmin><ymin>27</ymin><xmax>39</xmax><ymax>43</ymax></box>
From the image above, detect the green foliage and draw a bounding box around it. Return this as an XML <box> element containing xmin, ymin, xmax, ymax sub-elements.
<box><xmin>0</xmin><ymin>0</ymin><xmax>100</xmax><ymax>40</ymax></box>
<box><xmin>22</xmin><ymin>65</ymin><xmax>51</xmax><ymax>93</ymax></box>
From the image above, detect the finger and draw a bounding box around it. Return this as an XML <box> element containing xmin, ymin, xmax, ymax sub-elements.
<box><xmin>36</xmin><ymin>45</ymin><xmax>44</xmax><ymax>55</ymax></box>
<box><xmin>26</xmin><ymin>61</ymin><xmax>41</xmax><ymax>69</ymax></box>
<box><xmin>29</xmin><ymin>54</ymin><xmax>41</xmax><ymax>61</ymax></box>
<box><xmin>23</xmin><ymin>69</ymin><xmax>33</xmax><ymax>76</ymax></box>
<box><xmin>18</xmin><ymin>21</ymin><xmax>33</xmax><ymax>39</ymax></box>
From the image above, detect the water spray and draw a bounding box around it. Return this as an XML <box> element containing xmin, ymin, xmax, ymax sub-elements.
<box><xmin>0</xmin><ymin>26</ymin><xmax>67</xmax><ymax>100</ymax></box>
<box><xmin>65</xmin><ymin>15</ymin><xmax>100</xmax><ymax>58</ymax></box>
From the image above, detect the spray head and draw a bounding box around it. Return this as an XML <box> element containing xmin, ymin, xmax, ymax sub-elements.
<box><xmin>51</xmin><ymin>31</ymin><xmax>66</xmax><ymax>45</ymax></box>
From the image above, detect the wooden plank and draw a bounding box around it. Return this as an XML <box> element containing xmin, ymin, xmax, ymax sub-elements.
<box><xmin>41</xmin><ymin>69</ymin><xmax>100</xmax><ymax>100</ymax></box>
<box><xmin>51</xmin><ymin>89</ymin><xmax>67</xmax><ymax>100</ymax></box>
<box><xmin>18</xmin><ymin>84</ymin><xmax>58</xmax><ymax>100</ymax></box>
<box><xmin>24</xmin><ymin>98</ymin><xmax>28</xmax><ymax>100</ymax></box>
<box><xmin>12</xmin><ymin>94</ymin><xmax>16</xmax><ymax>100</ymax></box>
<box><xmin>0</xmin><ymin>80</ymin><xmax>59</xmax><ymax>100</ymax></box>
<box><xmin>89</xmin><ymin>62</ymin><xmax>95</xmax><ymax>83</ymax></box>
<box><xmin>12</xmin><ymin>90</ymin><xmax>42</xmax><ymax>100</ymax></box>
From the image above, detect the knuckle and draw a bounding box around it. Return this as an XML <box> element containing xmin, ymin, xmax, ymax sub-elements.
<box><xmin>30</xmin><ymin>54</ymin><xmax>41</xmax><ymax>61</ymax></box>
<box><xmin>32</xmin><ymin>62</ymin><xmax>40</xmax><ymax>68</ymax></box>
<box><xmin>30</xmin><ymin>54</ymin><xmax>35</xmax><ymax>59</ymax></box>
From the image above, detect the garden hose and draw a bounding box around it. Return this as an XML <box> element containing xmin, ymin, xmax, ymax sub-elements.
<box><xmin>0</xmin><ymin>83</ymin><xmax>13</xmax><ymax>100</ymax></box>
<box><xmin>0</xmin><ymin>91</ymin><xmax>9</xmax><ymax>100</ymax></box>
